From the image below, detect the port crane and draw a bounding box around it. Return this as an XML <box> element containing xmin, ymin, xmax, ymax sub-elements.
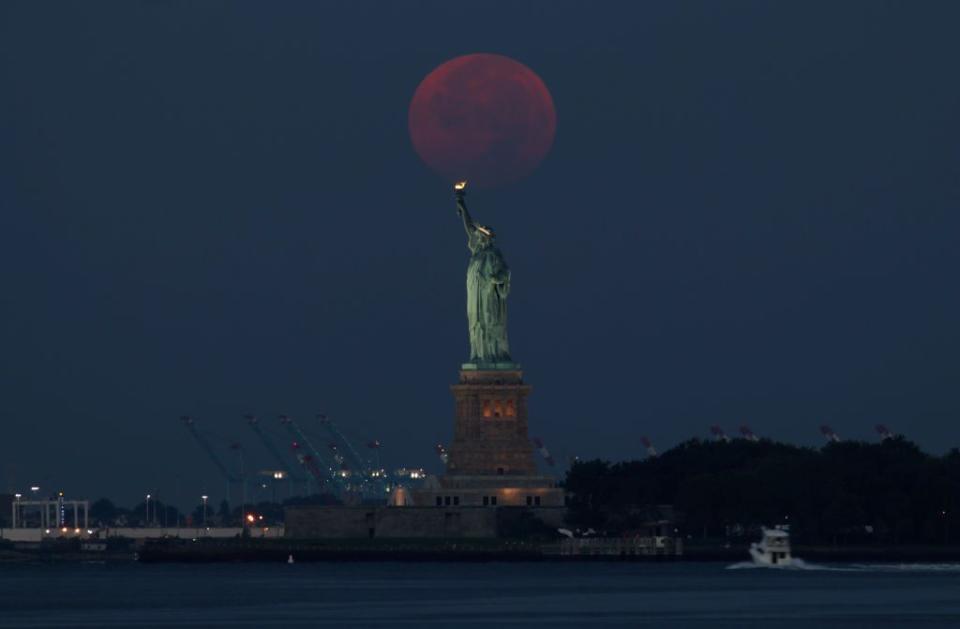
<box><xmin>739</xmin><ymin>425</ymin><xmax>760</xmax><ymax>442</ymax></box>
<box><xmin>244</xmin><ymin>414</ymin><xmax>307</xmax><ymax>497</ymax></box>
<box><xmin>640</xmin><ymin>436</ymin><xmax>658</xmax><ymax>457</ymax></box>
<box><xmin>531</xmin><ymin>437</ymin><xmax>555</xmax><ymax>468</ymax></box>
<box><xmin>290</xmin><ymin>441</ymin><xmax>326</xmax><ymax>491</ymax></box>
<box><xmin>317</xmin><ymin>414</ymin><xmax>383</xmax><ymax>497</ymax></box>
<box><xmin>875</xmin><ymin>424</ymin><xmax>894</xmax><ymax>441</ymax></box>
<box><xmin>317</xmin><ymin>414</ymin><xmax>369</xmax><ymax>474</ymax></box>
<box><xmin>366</xmin><ymin>439</ymin><xmax>383</xmax><ymax>472</ymax></box>
<box><xmin>820</xmin><ymin>425</ymin><xmax>841</xmax><ymax>443</ymax></box>
<box><xmin>278</xmin><ymin>415</ymin><xmax>337</xmax><ymax>488</ymax></box>
<box><xmin>709</xmin><ymin>425</ymin><xmax>731</xmax><ymax>442</ymax></box>
<box><xmin>180</xmin><ymin>415</ymin><xmax>245</xmax><ymax>505</ymax></box>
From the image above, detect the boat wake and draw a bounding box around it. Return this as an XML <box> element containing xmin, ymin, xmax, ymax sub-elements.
<box><xmin>850</xmin><ymin>563</ymin><xmax>960</xmax><ymax>572</ymax></box>
<box><xmin>727</xmin><ymin>559</ymin><xmax>836</xmax><ymax>571</ymax></box>
<box><xmin>727</xmin><ymin>560</ymin><xmax>960</xmax><ymax>572</ymax></box>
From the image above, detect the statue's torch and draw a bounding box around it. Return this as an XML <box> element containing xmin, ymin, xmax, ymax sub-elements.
<box><xmin>454</xmin><ymin>180</ymin><xmax>467</xmax><ymax>215</ymax></box>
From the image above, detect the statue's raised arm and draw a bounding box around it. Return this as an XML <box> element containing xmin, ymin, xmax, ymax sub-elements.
<box><xmin>454</xmin><ymin>181</ymin><xmax>475</xmax><ymax>241</ymax></box>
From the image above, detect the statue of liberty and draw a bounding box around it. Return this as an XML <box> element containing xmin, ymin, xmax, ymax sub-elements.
<box><xmin>454</xmin><ymin>182</ymin><xmax>512</xmax><ymax>365</ymax></box>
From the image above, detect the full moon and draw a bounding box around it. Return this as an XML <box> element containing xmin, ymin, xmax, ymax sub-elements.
<box><xmin>408</xmin><ymin>53</ymin><xmax>556</xmax><ymax>189</ymax></box>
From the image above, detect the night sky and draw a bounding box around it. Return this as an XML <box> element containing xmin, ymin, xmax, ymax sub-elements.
<box><xmin>1</xmin><ymin>1</ymin><xmax>958</xmax><ymax>507</ymax></box>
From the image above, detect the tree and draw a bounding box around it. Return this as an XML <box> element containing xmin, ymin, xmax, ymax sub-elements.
<box><xmin>89</xmin><ymin>498</ymin><xmax>118</xmax><ymax>526</ymax></box>
<box><xmin>217</xmin><ymin>499</ymin><xmax>231</xmax><ymax>525</ymax></box>
<box><xmin>562</xmin><ymin>436</ymin><xmax>957</xmax><ymax>544</ymax></box>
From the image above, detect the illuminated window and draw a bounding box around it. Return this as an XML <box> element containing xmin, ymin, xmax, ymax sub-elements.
<box><xmin>482</xmin><ymin>400</ymin><xmax>492</xmax><ymax>418</ymax></box>
<box><xmin>493</xmin><ymin>400</ymin><xmax>503</xmax><ymax>417</ymax></box>
<box><xmin>505</xmin><ymin>400</ymin><xmax>516</xmax><ymax>417</ymax></box>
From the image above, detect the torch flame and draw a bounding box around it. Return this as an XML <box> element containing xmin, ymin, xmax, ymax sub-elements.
<box><xmin>454</xmin><ymin>180</ymin><xmax>467</xmax><ymax>190</ymax></box>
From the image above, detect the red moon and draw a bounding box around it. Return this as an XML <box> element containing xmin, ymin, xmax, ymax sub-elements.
<box><xmin>409</xmin><ymin>53</ymin><xmax>556</xmax><ymax>188</ymax></box>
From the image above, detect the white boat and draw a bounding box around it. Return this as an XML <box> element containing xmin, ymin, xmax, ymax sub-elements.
<box><xmin>749</xmin><ymin>526</ymin><xmax>792</xmax><ymax>566</ymax></box>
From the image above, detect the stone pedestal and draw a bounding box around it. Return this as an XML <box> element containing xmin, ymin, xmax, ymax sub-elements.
<box><xmin>447</xmin><ymin>369</ymin><xmax>536</xmax><ymax>476</ymax></box>
<box><xmin>410</xmin><ymin>368</ymin><xmax>565</xmax><ymax>510</ymax></box>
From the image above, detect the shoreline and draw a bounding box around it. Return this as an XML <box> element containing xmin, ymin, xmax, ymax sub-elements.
<box><xmin>7</xmin><ymin>539</ymin><xmax>960</xmax><ymax>564</ymax></box>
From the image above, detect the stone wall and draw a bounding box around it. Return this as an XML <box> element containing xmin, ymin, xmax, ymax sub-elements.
<box><xmin>412</xmin><ymin>481</ymin><xmax>565</xmax><ymax>508</ymax></box>
<box><xmin>285</xmin><ymin>505</ymin><xmax>567</xmax><ymax>539</ymax></box>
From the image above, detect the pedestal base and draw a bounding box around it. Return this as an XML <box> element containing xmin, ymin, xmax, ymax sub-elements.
<box><xmin>411</xmin><ymin>475</ymin><xmax>565</xmax><ymax>508</ymax></box>
<box><xmin>447</xmin><ymin>369</ymin><xmax>536</xmax><ymax>476</ymax></box>
<box><xmin>404</xmin><ymin>364</ymin><xmax>565</xmax><ymax>516</ymax></box>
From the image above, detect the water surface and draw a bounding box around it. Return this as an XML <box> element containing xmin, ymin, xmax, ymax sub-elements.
<box><xmin>1</xmin><ymin>561</ymin><xmax>958</xmax><ymax>627</ymax></box>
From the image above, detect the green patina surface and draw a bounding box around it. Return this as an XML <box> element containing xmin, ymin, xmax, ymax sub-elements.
<box><xmin>456</xmin><ymin>189</ymin><xmax>514</xmax><ymax>365</ymax></box>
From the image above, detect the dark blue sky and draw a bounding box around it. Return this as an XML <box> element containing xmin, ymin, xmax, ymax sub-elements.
<box><xmin>1</xmin><ymin>1</ymin><xmax>958</xmax><ymax>507</ymax></box>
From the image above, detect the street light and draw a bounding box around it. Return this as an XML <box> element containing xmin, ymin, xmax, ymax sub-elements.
<box><xmin>145</xmin><ymin>494</ymin><xmax>152</xmax><ymax>527</ymax></box>
<box><xmin>201</xmin><ymin>495</ymin><xmax>208</xmax><ymax>527</ymax></box>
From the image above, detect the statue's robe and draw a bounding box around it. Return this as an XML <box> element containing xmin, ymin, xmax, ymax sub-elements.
<box><xmin>466</xmin><ymin>241</ymin><xmax>511</xmax><ymax>363</ymax></box>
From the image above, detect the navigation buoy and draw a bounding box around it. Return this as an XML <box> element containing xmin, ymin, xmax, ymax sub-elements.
<box><xmin>287</xmin><ymin>554</ymin><xmax>294</xmax><ymax>564</ymax></box>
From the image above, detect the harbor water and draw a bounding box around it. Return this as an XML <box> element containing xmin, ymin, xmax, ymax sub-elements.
<box><xmin>1</xmin><ymin>561</ymin><xmax>959</xmax><ymax>627</ymax></box>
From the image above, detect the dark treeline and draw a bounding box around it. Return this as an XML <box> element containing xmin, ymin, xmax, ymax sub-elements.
<box><xmin>565</xmin><ymin>437</ymin><xmax>960</xmax><ymax>545</ymax></box>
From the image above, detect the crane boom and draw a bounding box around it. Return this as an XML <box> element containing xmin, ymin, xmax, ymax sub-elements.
<box><xmin>244</xmin><ymin>414</ymin><xmax>304</xmax><ymax>481</ymax></box>
<box><xmin>640</xmin><ymin>436</ymin><xmax>658</xmax><ymax>457</ymax></box>
<box><xmin>820</xmin><ymin>424</ymin><xmax>841</xmax><ymax>443</ymax></box>
<box><xmin>181</xmin><ymin>416</ymin><xmax>240</xmax><ymax>482</ymax></box>
<box><xmin>739</xmin><ymin>425</ymin><xmax>760</xmax><ymax>442</ymax></box>
<box><xmin>317</xmin><ymin>414</ymin><xmax>368</xmax><ymax>473</ymax></box>
<box><xmin>531</xmin><ymin>437</ymin><xmax>556</xmax><ymax>467</ymax></box>
<box><xmin>278</xmin><ymin>415</ymin><xmax>334</xmax><ymax>478</ymax></box>
<box><xmin>290</xmin><ymin>442</ymin><xmax>326</xmax><ymax>487</ymax></box>
<box><xmin>710</xmin><ymin>425</ymin><xmax>731</xmax><ymax>442</ymax></box>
